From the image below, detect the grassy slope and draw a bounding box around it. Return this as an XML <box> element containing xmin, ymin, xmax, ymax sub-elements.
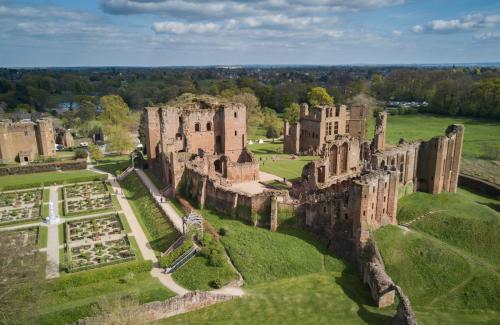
<box><xmin>371</xmin><ymin>114</ymin><xmax>500</xmax><ymax>184</ymax></box>
<box><xmin>248</xmin><ymin>142</ymin><xmax>316</xmax><ymax>180</ymax></box>
<box><xmin>119</xmin><ymin>172</ymin><xmax>180</xmax><ymax>254</ymax></box>
<box><xmin>374</xmin><ymin>188</ymin><xmax>500</xmax><ymax>322</ymax></box>
<box><xmin>200</xmin><ymin>209</ymin><xmax>346</xmax><ymax>285</ymax></box>
<box><xmin>0</xmin><ymin>170</ymin><xmax>103</xmax><ymax>189</ymax></box>
<box><xmin>397</xmin><ymin>189</ymin><xmax>500</xmax><ymax>267</ymax></box>
<box><xmin>161</xmin><ymin>272</ymin><xmax>394</xmax><ymax>325</ymax></box>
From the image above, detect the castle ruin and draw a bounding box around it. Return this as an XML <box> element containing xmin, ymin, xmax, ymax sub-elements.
<box><xmin>145</xmin><ymin>96</ymin><xmax>463</xmax><ymax>314</ymax></box>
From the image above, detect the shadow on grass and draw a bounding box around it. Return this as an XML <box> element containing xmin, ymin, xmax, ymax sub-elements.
<box><xmin>479</xmin><ymin>202</ymin><xmax>500</xmax><ymax>212</ymax></box>
<box><xmin>335</xmin><ymin>268</ymin><xmax>394</xmax><ymax>324</ymax></box>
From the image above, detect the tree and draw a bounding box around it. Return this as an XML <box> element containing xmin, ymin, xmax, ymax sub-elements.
<box><xmin>283</xmin><ymin>103</ymin><xmax>300</xmax><ymax>123</ymax></box>
<box><xmin>308</xmin><ymin>87</ymin><xmax>334</xmax><ymax>106</ymax></box>
<box><xmin>228</xmin><ymin>91</ymin><xmax>263</xmax><ymax>130</ymax></box>
<box><xmin>262</xmin><ymin>108</ymin><xmax>282</xmax><ymax>138</ymax></box>
<box><xmin>100</xmin><ymin>95</ymin><xmax>130</xmax><ymax>127</ymax></box>
<box><xmin>88</xmin><ymin>144</ymin><xmax>104</xmax><ymax>161</ymax></box>
<box><xmin>106</xmin><ymin>125</ymin><xmax>134</xmax><ymax>154</ymax></box>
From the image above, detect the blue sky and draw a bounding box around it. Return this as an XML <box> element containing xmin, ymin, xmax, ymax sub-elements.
<box><xmin>0</xmin><ymin>0</ymin><xmax>499</xmax><ymax>67</ymax></box>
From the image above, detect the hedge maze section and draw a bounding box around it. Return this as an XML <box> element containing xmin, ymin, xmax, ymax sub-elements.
<box><xmin>0</xmin><ymin>189</ymin><xmax>43</xmax><ymax>226</ymax></box>
<box><xmin>64</xmin><ymin>215</ymin><xmax>135</xmax><ymax>272</ymax></box>
<box><xmin>62</xmin><ymin>181</ymin><xmax>115</xmax><ymax>216</ymax></box>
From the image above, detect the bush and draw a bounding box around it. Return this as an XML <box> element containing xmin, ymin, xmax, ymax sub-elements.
<box><xmin>199</xmin><ymin>247</ymin><xmax>211</xmax><ymax>258</ymax></box>
<box><xmin>74</xmin><ymin>148</ymin><xmax>88</xmax><ymax>159</ymax></box>
<box><xmin>219</xmin><ymin>227</ymin><xmax>227</xmax><ymax>236</ymax></box>
<box><xmin>210</xmin><ymin>278</ymin><xmax>222</xmax><ymax>289</ymax></box>
<box><xmin>209</xmin><ymin>253</ymin><xmax>225</xmax><ymax>267</ymax></box>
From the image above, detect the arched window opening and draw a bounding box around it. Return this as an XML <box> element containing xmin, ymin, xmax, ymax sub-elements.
<box><xmin>206</xmin><ymin>122</ymin><xmax>212</xmax><ymax>131</ymax></box>
<box><xmin>195</xmin><ymin>123</ymin><xmax>200</xmax><ymax>132</ymax></box>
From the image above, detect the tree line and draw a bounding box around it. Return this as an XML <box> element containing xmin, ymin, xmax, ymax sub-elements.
<box><xmin>0</xmin><ymin>66</ymin><xmax>498</xmax><ymax>119</ymax></box>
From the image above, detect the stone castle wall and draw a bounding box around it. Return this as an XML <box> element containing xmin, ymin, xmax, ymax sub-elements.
<box><xmin>0</xmin><ymin>118</ymin><xmax>56</xmax><ymax>163</ymax></box>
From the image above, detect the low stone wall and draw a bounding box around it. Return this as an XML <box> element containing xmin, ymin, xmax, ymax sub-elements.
<box><xmin>74</xmin><ymin>291</ymin><xmax>235</xmax><ymax>324</ymax></box>
<box><xmin>459</xmin><ymin>174</ymin><xmax>500</xmax><ymax>197</ymax></box>
<box><xmin>0</xmin><ymin>159</ymin><xmax>87</xmax><ymax>176</ymax></box>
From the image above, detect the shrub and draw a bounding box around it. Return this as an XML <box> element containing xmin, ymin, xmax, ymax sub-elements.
<box><xmin>209</xmin><ymin>253</ymin><xmax>225</xmax><ymax>267</ymax></box>
<box><xmin>199</xmin><ymin>247</ymin><xmax>211</xmax><ymax>258</ymax></box>
<box><xmin>74</xmin><ymin>148</ymin><xmax>88</xmax><ymax>159</ymax></box>
<box><xmin>219</xmin><ymin>227</ymin><xmax>227</xmax><ymax>236</ymax></box>
<box><xmin>210</xmin><ymin>278</ymin><xmax>222</xmax><ymax>289</ymax></box>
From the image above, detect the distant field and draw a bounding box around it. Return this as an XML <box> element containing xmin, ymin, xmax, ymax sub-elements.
<box><xmin>375</xmin><ymin>188</ymin><xmax>500</xmax><ymax>323</ymax></box>
<box><xmin>375</xmin><ymin>114</ymin><xmax>500</xmax><ymax>184</ymax></box>
<box><xmin>0</xmin><ymin>170</ymin><xmax>105</xmax><ymax>190</ymax></box>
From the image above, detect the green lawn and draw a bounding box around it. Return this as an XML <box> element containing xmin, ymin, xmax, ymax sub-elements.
<box><xmin>248</xmin><ymin>142</ymin><xmax>317</xmax><ymax>181</ymax></box>
<box><xmin>39</xmin><ymin>226</ymin><xmax>48</xmax><ymax>248</ymax></box>
<box><xmin>37</xmin><ymin>261</ymin><xmax>174</xmax><ymax>325</ymax></box>
<box><xmin>172</xmin><ymin>255</ymin><xmax>238</xmax><ymax>291</ymax></box>
<box><xmin>199</xmin><ymin>208</ymin><xmax>347</xmax><ymax>285</ymax></box>
<box><xmin>374</xmin><ymin>188</ymin><xmax>500</xmax><ymax>323</ymax></box>
<box><xmin>0</xmin><ymin>170</ymin><xmax>106</xmax><ymax>190</ymax></box>
<box><xmin>94</xmin><ymin>155</ymin><xmax>130</xmax><ymax>175</ymax></box>
<box><xmin>119</xmin><ymin>172</ymin><xmax>180</xmax><ymax>254</ymax></box>
<box><xmin>371</xmin><ymin>114</ymin><xmax>500</xmax><ymax>184</ymax></box>
<box><xmin>160</xmin><ymin>271</ymin><xmax>395</xmax><ymax>325</ymax></box>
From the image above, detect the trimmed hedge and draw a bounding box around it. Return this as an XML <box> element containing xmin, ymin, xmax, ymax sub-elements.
<box><xmin>0</xmin><ymin>174</ymin><xmax>107</xmax><ymax>191</ymax></box>
<box><xmin>47</xmin><ymin>260</ymin><xmax>152</xmax><ymax>291</ymax></box>
<box><xmin>66</xmin><ymin>256</ymin><xmax>136</xmax><ymax>273</ymax></box>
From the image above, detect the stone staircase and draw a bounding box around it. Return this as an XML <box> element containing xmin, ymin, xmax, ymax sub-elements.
<box><xmin>117</xmin><ymin>166</ymin><xmax>134</xmax><ymax>181</ymax></box>
<box><xmin>165</xmin><ymin>246</ymin><xmax>197</xmax><ymax>274</ymax></box>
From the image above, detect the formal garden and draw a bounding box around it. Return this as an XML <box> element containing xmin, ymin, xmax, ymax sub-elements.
<box><xmin>0</xmin><ymin>189</ymin><xmax>43</xmax><ymax>225</ymax></box>
<box><xmin>64</xmin><ymin>215</ymin><xmax>135</xmax><ymax>272</ymax></box>
<box><xmin>62</xmin><ymin>182</ymin><xmax>115</xmax><ymax>216</ymax></box>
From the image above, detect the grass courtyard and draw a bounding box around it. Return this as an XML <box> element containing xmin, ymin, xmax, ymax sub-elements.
<box><xmin>248</xmin><ymin>142</ymin><xmax>317</xmax><ymax>181</ymax></box>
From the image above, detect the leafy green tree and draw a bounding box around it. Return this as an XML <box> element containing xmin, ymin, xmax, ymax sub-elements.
<box><xmin>88</xmin><ymin>144</ymin><xmax>103</xmax><ymax>161</ymax></box>
<box><xmin>283</xmin><ymin>103</ymin><xmax>300</xmax><ymax>123</ymax></box>
<box><xmin>262</xmin><ymin>108</ymin><xmax>282</xmax><ymax>138</ymax></box>
<box><xmin>308</xmin><ymin>87</ymin><xmax>334</xmax><ymax>106</ymax></box>
<box><xmin>100</xmin><ymin>95</ymin><xmax>130</xmax><ymax>127</ymax></box>
<box><xmin>106</xmin><ymin>125</ymin><xmax>134</xmax><ymax>154</ymax></box>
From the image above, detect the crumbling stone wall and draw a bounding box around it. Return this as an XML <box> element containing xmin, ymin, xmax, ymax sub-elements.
<box><xmin>74</xmin><ymin>291</ymin><xmax>236</xmax><ymax>325</ymax></box>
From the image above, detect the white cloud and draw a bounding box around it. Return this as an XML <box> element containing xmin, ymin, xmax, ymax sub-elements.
<box><xmin>152</xmin><ymin>21</ymin><xmax>222</xmax><ymax>34</ymax></box>
<box><xmin>392</xmin><ymin>30</ymin><xmax>402</xmax><ymax>37</ymax></box>
<box><xmin>100</xmin><ymin>0</ymin><xmax>404</xmax><ymax>18</ymax></box>
<box><xmin>411</xmin><ymin>25</ymin><xmax>423</xmax><ymax>33</ymax></box>
<box><xmin>412</xmin><ymin>13</ymin><xmax>500</xmax><ymax>33</ymax></box>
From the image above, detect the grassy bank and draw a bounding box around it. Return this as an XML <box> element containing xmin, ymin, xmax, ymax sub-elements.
<box><xmin>374</xmin><ymin>188</ymin><xmax>500</xmax><ymax>322</ymax></box>
<box><xmin>119</xmin><ymin>172</ymin><xmax>180</xmax><ymax>254</ymax></box>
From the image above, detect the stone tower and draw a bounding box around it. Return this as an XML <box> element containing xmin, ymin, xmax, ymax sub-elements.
<box><xmin>35</xmin><ymin>118</ymin><xmax>55</xmax><ymax>158</ymax></box>
<box><xmin>373</xmin><ymin>112</ymin><xmax>387</xmax><ymax>152</ymax></box>
<box><xmin>144</xmin><ymin>107</ymin><xmax>161</xmax><ymax>168</ymax></box>
<box><xmin>348</xmin><ymin>105</ymin><xmax>368</xmax><ymax>139</ymax></box>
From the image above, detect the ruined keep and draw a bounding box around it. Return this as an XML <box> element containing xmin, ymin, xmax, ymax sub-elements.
<box><xmin>145</xmin><ymin>97</ymin><xmax>285</xmax><ymax>224</ymax></box>
<box><xmin>0</xmin><ymin>118</ymin><xmax>56</xmax><ymax>163</ymax></box>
